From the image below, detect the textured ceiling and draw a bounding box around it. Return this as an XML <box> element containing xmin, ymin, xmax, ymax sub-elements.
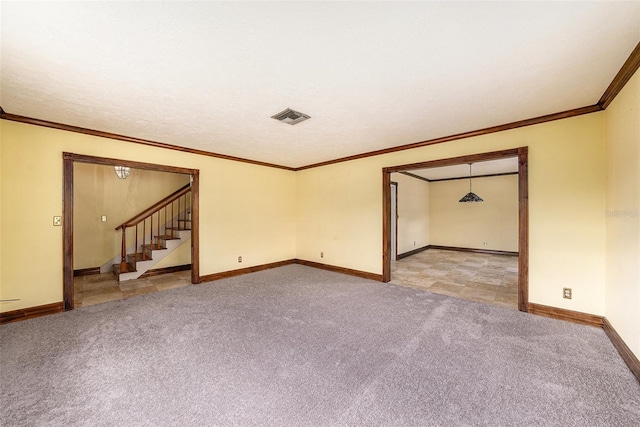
<box><xmin>1</xmin><ymin>2</ymin><xmax>638</xmax><ymax>168</ymax></box>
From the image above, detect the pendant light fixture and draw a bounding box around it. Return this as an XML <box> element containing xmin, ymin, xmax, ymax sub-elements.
<box><xmin>114</xmin><ymin>166</ymin><xmax>131</xmax><ymax>179</ymax></box>
<box><xmin>459</xmin><ymin>163</ymin><xmax>483</xmax><ymax>203</ymax></box>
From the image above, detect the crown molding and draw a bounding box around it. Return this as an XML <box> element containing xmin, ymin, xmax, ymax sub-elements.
<box><xmin>0</xmin><ymin>104</ymin><xmax>607</xmax><ymax>173</ymax></box>
<box><xmin>1</xmin><ymin>42</ymin><xmax>637</xmax><ymax>171</ymax></box>
<box><xmin>598</xmin><ymin>41</ymin><xmax>640</xmax><ymax>109</ymax></box>
<box><xmin>0</xmin><ymin>111</ymin><xmax>295</xmax><ymax>171</ymax></box>
<box><xmin>429</xmin><ymin>171</ymin><xmax>519</xmax><ymax>183</ymax></box>
<box><xmin>399</xmin><ymin>171</ymin><xmax>431</xmax><ymax>182</ymax></box>
<box><xmin>297</xmin><ymin>42</ymin><xmax>638</xmax><ymax>170</ymax></box>
<box><xmin>295</xmin><ymin>105</ymin><xmax>601</xmax><ymax>171</ymax></box>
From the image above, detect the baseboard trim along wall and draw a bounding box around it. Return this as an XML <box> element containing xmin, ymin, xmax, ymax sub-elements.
<box><xmin>527</xmin><ymin>303</ymin><xmax>604</xmax><ymax>327</ymax></box>
<box><xmin>199</xmin><ymin>259</ymin><xmax>383</xmax><ymax>284</ymax></box>
<box><xmin>428</xmin><ymin>245</ymin><xmax>519</xmax><ymax>257</ymax></box>
<box><xmin>397</xmin><ymin>245</ymin><xmax>518</xmax><ymax>260</ymax></box>
<box><xmin>397</xmin><ymin>245</ymin><xmax>430</xmax><ymax>260</ymax></box>
<box><xmin>526</xmin><ymin>303</ymin><xmax>639</xmax><ymax>383</ymax></box>
<box><xmin>199</xmin><ymin>259</ymin><xmax>296</xmax><ymax>283</ymax></box>
<box><xmin>0</xmin><ymin>302</ymin><xmax>65</xmax><ymax>324</ymax></box>
<box><xmin>603</xmin><ymin>318</ymin><xmax>640</xmax><ymax>382</ymax></box>
<box><xmin>294</xmin><ymin>259</ymin><xmax>384</xmax><ymax>282</ymax></box>
<box><xmin>140</xmin><ymin>264</ymin><xmax>192</xmax><ymax>278</ymax></box>
<box><xmin>73</xmin><ymin>267</ymin><xmax>101</xmax><ymax>277</ymax></box>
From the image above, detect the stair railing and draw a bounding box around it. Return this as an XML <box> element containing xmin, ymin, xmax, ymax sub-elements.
<box><xmin>115</xmin><ymin>183</ymin><xmax>191</xmax><ymax>272</ymax></box>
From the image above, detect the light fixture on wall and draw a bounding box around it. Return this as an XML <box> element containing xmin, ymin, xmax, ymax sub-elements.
<box><xmin>114</xmin><ymin>166</ymin><xmax>131</xmax><ymax>179</ymax></box>
<box><xmin>459</xmin><ymin>163</ymin><xmax>483</xmax><ymax>203</ymax></box>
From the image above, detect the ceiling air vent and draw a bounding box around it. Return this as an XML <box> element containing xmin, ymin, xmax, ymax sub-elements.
<box><xmin>271</xmin><ymin>108</ymin><xmax>310</xmax><ymax>125</ymax></box>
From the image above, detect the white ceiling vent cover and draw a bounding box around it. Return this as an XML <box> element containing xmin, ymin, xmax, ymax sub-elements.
<box><xmin>271</xmin><ymin>108</ymin><xmax>311</xmax><ymax>125</ymax></box>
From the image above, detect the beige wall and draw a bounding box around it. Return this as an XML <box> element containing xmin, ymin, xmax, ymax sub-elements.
<box><xmin>3</xmin><ymin>77</ymin><xmax>638</xmax><ymax>360</ymax></box>
<box><xmin>0</xmin><ymin>107</ymin><xmax>619</xmax><ymax>330</ymax></box>
<box><xmin>297</xmin><ymin>113</ymin><xmax>607</xmax><ymax>315</ymax></box>
<box><xmin>390</xmin><ymin>173</ymin><xmax>430</xmax><ymax>254</ymax></box>
<box><xmin>389</xmin><ymin>172</ymin><xmax>518</xmax><ymax>254</ymax></box>
<box><xmin>429</xmin><ymin>174</ymin><xmax>518</xmax><ymax>252</ymax></box>
<box><xmin>0</xmin><ymin>120</ymin><xmax>296</xmax><ymax>312</ymax></box>
<box><xmin>4</xmin><ymin>97</ymin><xmax>637</xmax><ymax>360</ymax></box>
<box><xmin>74</xmin><ymin>163</ymin><xmax>190</xmax><ymax>269</ymax></box>
<box><xmin>604</xmin><ymin>70</ymin><xmax>640</xmax><ymax>357</ymax></box>
<box><xmin>154</xmin><ymin>242</ymin><xmax>191</xmax><ymax>270</ymax></box>
<box><xmin>296</xmin><ymin>157</ymin><xmax>382</xmax><ymax>268</ymax></box>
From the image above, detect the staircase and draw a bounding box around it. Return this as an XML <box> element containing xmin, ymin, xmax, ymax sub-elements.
<box><xmin>113</xmin><ymin>184</ymin><xmax>192</xmax><ymax>281</ymax></box>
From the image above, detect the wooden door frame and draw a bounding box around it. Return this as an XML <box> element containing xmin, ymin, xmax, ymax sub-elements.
<box><xmin>382</xmin><ymin>147</ymin><xmax>529</xmax><ymax>312</ymax></box>
<box><xmin>390</xmin><ymin>181</ymin><xmax>398</xmax><ymax>261</ymax></box>
<box><xmin>62</xmin><ymin>152</ymin><xmax>200</xmax><ymax>311</ymax></box>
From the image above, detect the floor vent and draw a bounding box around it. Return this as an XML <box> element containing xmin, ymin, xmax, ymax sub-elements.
<box><xmin>271</xmin><ymin>108</ymin><xmax>310</xmax><ymax>125</ymax></box>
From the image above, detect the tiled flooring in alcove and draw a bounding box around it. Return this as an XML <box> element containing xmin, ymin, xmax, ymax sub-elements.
<box><xmin>74</xmin><ymin>270</ymin><xmax>192</xmax><ymax>308</ymax></box>
<box><xmin>390</xmin><ymin>249</ymin><xmax>518</xmax><ymax>309</ymax></box>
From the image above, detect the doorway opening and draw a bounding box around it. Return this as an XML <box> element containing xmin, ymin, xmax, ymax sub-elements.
<box><xmin>62</xmin><ymin>153</ymin><xmax>200</xmax><ymax>311</ymax></box>
<box><xmin>382</xmin><ymin>147</ymin><xmax>528</xmax><ymax>312</ymax></box>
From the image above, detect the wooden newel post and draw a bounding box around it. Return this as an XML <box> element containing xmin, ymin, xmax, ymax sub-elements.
<box><xmin>120</xmin><ymin>227</ymin><xmax>128</xmax><ymax>272</ymax></box>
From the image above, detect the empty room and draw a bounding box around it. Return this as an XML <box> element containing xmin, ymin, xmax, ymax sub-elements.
<box><xmin>389</xmin><ymin>158</ymin><xmax>520</xmax><ymax>309</ymax></box>
<box><xmin>1</xmin><ymin>2</ymin><xmax>639</xmax><ymax>425</ymax></box>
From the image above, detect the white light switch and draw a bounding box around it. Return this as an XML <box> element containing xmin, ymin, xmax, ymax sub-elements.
<box><xmin>101</xmin><ymin>215</ymin><xmax>107</xmax><ymax>222</ymax></box>
<box><xmin>53</xmin><ymin>216</ymin><xmax>62</xmax><ymax>226</ymax></box>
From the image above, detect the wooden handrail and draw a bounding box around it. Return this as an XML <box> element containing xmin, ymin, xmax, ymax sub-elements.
<box><xmin>115</xmin><ymin>183</ymin><xmax>192</xmax><ymax>274</ymax></box>
<box><xmin>115</xmin><ymin>184</ymin><xmax>191</xmax><ymax>230</ymax></box>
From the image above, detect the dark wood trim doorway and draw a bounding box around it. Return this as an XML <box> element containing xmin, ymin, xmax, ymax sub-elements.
<box><xmin>382</xmin><ymin>147</ymin><xmax>529</xmax><ymax>312</ymax></box>
<box><xmin>62</xmin><ymin>152</ymin><xmax>200</xmax><ymax>311</ymax></box>
<box><xmin>390</xmin><ymin>181</ymin><xmax>398</xmax><ymax>261</ymax></box>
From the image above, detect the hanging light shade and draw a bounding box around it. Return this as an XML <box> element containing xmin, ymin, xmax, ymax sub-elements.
<box><xmin>114</xmin><ymin>166</ymin><xmax>131</xmax><ymax>179</ymax></box>
<box><xmin>459</xmin><ymin>163</ymin><xmax>483</xmax><ymax>203</ymax></box>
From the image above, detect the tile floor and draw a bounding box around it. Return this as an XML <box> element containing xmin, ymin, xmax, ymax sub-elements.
<box><xmin>390</xmin><ymin>249</ymin><xmax>518</xmax><ymax>309</ymax></box>
<box><xmin>74</xmin><ymin>270</ymin><xmax>192</xmax><ymax>307</ymax></box>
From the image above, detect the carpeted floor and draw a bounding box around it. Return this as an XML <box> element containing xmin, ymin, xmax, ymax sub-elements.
<box><xmin>1</xmin><ymin>265</ymin><xmax>639</xmax><ymax>426</ymax></box>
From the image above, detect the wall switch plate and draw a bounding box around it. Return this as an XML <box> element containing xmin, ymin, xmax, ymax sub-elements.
<box><xmin>238</xmin><ymin>256</ymin><xmax>242</xmax><ymax>263</ymax></box>
<box><xmin>101</xmin><ymin>215</ymin><xmax>107</xmax><ymax>222</ymax></box>
<box><xmin>53</xmin><ymin>216</ymin><xmax>62</xmax><ymax>226</ymax></box>
<box><xmin>563</xmin><ymin>288</ymin><xmax>572</xmax><ymax>299</ymax></box>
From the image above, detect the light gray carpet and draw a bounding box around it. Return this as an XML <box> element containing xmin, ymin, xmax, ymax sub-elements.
<box><xmin>1</xmin><ymin>265</ymin><xmax>639</xmax><ymax>426</ymax></box>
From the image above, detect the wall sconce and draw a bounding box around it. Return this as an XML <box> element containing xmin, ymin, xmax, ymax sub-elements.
<box><xmin>114</xmin><ymin>166</ymin><xmax>131</xmax><ymax>179</ymax></box>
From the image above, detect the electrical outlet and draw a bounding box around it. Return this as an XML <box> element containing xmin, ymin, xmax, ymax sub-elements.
<box><xmin>563</xmin><ymin>288</ymin><xmax>572</xmax><ymax>299</ymax></box>
<box><xmin>320</xmin><ymin>252</ymin><xmax>324</xmax><ymax>258</ymax></box>
<box><xmin>101</xmin><ymin>215</ymin><xmax>107</xmax><ymax>222</ymax></box>
<box><xmin>414</xmin><ymin>241</ymin><xmax>416</xmax><ymax>246</ymax></box>
<box><xmin>53</xmin><ymin>216</ymin><xmax>62</xmax><ymax>226</ymax></box>
<box><xmin>483</xmin><ymin>241</ymin><xmax>488</xmax><ymax>246</ymax></box>
<box><xmin>238</xmin><ymin>256</ymin><xmax>242</xmax><ymax>263</ymax></box>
